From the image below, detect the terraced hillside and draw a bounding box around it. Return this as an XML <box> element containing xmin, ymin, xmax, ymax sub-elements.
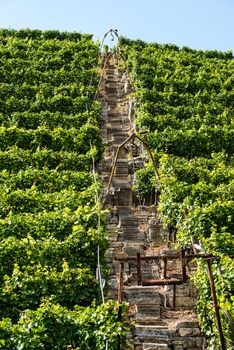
<box><xmin>119</xmin><ymin>38</ymin><xmax>234</xmax><ymax>349</ymax></box>
<box><xmin>0</xmin><ymin>29</ymin><xmax>125</xmax><ymax>349</ymax></box>
<box><xmin>0</xmin><ymin>28</ymin><xmax>233</xmax><ymax>350</ymax></box>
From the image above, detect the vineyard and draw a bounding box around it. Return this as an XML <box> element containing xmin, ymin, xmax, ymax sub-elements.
<box><xmin>0</xmin><ymin>29</ymin><xmax>126</xmax><ymax>349</ymax></box>
<box><xmin>0</xmin><ymin>28</ymin><xmax>233</xmax><ymax>350</ymax></box>
<box><xmin>120</xmin><ymin>38</ymin><xmax>234</xmax><ymax>349</ymax></box>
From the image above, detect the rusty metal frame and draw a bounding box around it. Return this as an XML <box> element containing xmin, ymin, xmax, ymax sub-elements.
<box><xmin>105</xmin><ymin>131</ymin><xmax>160</xmax><ymax>199</ymax></box>
<box><xmin>117</xmin><ymin>251</ymin><xmax>226</xmax><ymax>349</ymax></box>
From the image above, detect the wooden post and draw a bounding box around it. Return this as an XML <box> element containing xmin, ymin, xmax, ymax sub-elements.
<box><xmin>206</xmin><ymin>258</ymin><xmax>226</xmax><ymax>350</ymax></box>
<box><xmin>137</xmin><ymin>252</ymin><xmax>142</xmax><ymax>285</ymax></box>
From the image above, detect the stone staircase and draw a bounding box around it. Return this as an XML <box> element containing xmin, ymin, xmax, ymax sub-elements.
<box><xmin>98</xmin><ymin>54</ymin><xmax>206</xmax><ymax>350</ymax></box>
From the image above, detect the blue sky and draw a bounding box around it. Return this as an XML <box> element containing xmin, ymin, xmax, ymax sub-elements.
<box><xmin>0</xmin><ymin>0</ymin><xmax>233</xmax><ymax>52</ymax></box>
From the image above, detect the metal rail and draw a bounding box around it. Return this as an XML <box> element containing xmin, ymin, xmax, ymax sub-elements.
<box><xmin>117</xmin><ymin>250</ymin><xmax>226</xmax><ymax>349</ymax></box>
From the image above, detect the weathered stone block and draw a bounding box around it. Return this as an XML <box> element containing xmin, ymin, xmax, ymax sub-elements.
<box><xmin>179</xmin><ymin>327</ymin><xmax>193</xmax><ymax>337</ymax></box>
<box><xmin>182</xmin><ymin>338</ymin><xmax>197</xmax><ymax>348</ymax></box>
<box><xmin>136</xmin><ymin>304</ymin><xmax>161</xmax><ymax>318</ymax></box>
<box><xmin>173</xmin><ymin>346</ymin><xmax>183</xmax><ymax>350</ymax></box>
<box><xmin>125</xmin><ymin>286</ymin><xmax>162</xmax><ymax>305</ymax></box>
<box><xmin>196</xmin><ymin>337</ymin><xmax>205</xmax><ymax>347</ymax></box>
<box><xmin>123</xmin><ymin>243</ymin><xmax>144</xmax><ymax>255</ymax></box>
<box><xmin>192</xmin><ymin>328</ymin><xmax>201</xmax><ymax>336</ymax></box>
<box><xmin>143</xmin><ymin>343</ymin><xmax>168</xmax><ymax>350</ymax></box>
<box><xmin>175</xmin><ymin>296</ymin><xmax>196</xmax><ymax>308</ymax></box>
<box><xmin>176</xmin><ymin>321</ymin><xmax>200</xmax><ymax>329</ymax></box>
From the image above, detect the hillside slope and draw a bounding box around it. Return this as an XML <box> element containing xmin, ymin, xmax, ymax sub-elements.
<box><xmin>120</xmin><ymin>38</ymin><xmax>234</xmax><ymax>349</ymax></box>
<box><xmin>0</xmin><ymin>29</ymin><xmax>126</xmax><ymax>349</ymax></box>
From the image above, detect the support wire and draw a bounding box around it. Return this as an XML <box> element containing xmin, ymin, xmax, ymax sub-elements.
<box><xmin>90</xmin><ymin>140</ymin><xmax>105</xmax><ymax>304</ymax></box>
<box><xmin>90</xmin><ymin>141</ymin><xmax>109</xmax><ymax>350</ymax></box>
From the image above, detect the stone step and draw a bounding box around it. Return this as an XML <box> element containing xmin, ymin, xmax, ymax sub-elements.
<box><xmin>118</xmin><ymin>207</ymin><xmax>135</xmax><ymax>219</ymax></box>
<box><xmin>123</xmin><ymin>233</ymin><xmax>142</xmax><ymax>241</ymax></box>
<box><xmin>107</xmin><ymin>125</ymin><xmax>129</xmax><ymax>133</ymax></box>
<box><xmin>108</xmin><ymin>183</ymin><xmax>132</xmax><ymax>191</ymax></box>
<box><xmin>119</xmin><ymin>213</ymin><xmax>136</xmax><ymax>220</ymax></box>
<box><xmin>105</xmin><ymin>75</ymin><xmax>116</xmax><ymax>81</ymax></box>
<box><xmin>123</xmin><ymin>235</ymin><xmax>144</xmax><ymax>243</ymax></box>
<box><xmin>107</xmin><ymin>190</ymin><xmax>133</xmax><ymax>207</ymax></box>
<box><xmin>108</xmin><ymin>115</ymin><xmax>128</xmax><ymax>123</ymax></box>
<box><xmin>134</xmin><ymin>325</ymin><xmax>170</xmax><ymax>341</ymax></box>
<box><xmin>112</xmin><ymin>135</ymin><xmax>129</xmax><ymax>144</ymax></box>
<box><xmin>108</xmin><ymin>111</ymin><xmax>122</xmax><ymax>118</ymax></box>
<box><xmin>122</xmin><ymin>224</ymin><xmax>140</xmax><ymax>231</ymax></box>
<box><xmin>106</xmin><ymin>82</ymin><xmax>118</xmax><ymax>88</ymax></box>
<box><xmin>115</xmin><ymin>168</ymin><xmax>129</xmax><ymax>176</ymax></box>
<box><xmin>111</xmin><ymin>176</ymin><xmax>132</xmax><ymax>187</ymax></box>
<box><xmin>105</xmin><ymin>68</ymin><xmax>115</xmax><ymax>74</ymax></box>
<box><xmin>106</xmin><ymin>91</ymin><xmax>118</xmax><ymax>98</ymax></box>
<box><xmin>122</xmin><ymin>227</ymin><xmax>142</xmax><ymax>237</ymax></box>
<box><xmin>106</xmin><ymin>87</ymin><xmax>117</xmax><ymax>95</ymax></box>
<box><xmin>123</xmin><ymin>242</ymin><xmax>145</xmax><ymax>255</ymax></box>
<box><xmin>124</xmin><ymin>286</ymin><xmax>163</xmax><ymax>305</ymax></box>
<box><xmin>108</xmin><ymin>129</ymin><xmax>128</xmax><ymax>140</ymax></box>
<box><xmin>121</xmin><ymin>221</ymin><xmax>138</xmax><ymax>228</ymax></box>
<box><xmin>111</xmin><ymin>130</ymin><xmax>129</xmax><ymax>136</ymax></box>
<box><xmin>136</xmin><ymin>304</ymin><xmax>161</xmax><ymax>319</ymax></box>
<box><xmin>143</xmin><ymin>343</ymin><xmax>169</xmax><ymax>350</ymax></box>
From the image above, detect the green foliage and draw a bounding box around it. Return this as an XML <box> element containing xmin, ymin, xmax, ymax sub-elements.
<box><xmin>0</xmin><ymin>300</ymin><xmax>129</xmax><ymax>349</ymax></box>
<box><xmin>132</xmin><ymin>163</ymin><xmax>157</xmax><ymax>200</ymax></box>
<box><xmin>122</xmin><ymin>39</ymin><xmax>234</xmax><ymax>348</ymax></box>
<box><xmin>0</xmin><ymin>28</ymin><xmax>127</xmax><ymax>348</ymax></box>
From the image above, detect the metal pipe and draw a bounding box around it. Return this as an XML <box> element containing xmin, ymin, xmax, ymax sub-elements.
<box><xmin>118</xmin><ymin>262</ymin><xmax>124</xmax><ymax>304</ymax></box>
<box><xmin>137</xmin><ymin>252</ymin><xmax>142</xmax><ymax>285</ymax></box>
<box><xmin>181</xmin><ymin>248</ymin><xmax>187</xmax><ymax>282</ymax></box>
<box><xmin>163</xmin><ymin>258</ymin><xmax>167</xmax><ymax>279</ymax></box>
<box><xmin>206</xmin><ymin>259</ymin><xmax>226</xmax><ymax>350</ymax></box>
<box><xmin>173</xmin><ymin>284</ymin><xmax>176</xmax><ymax>309</ymax></box>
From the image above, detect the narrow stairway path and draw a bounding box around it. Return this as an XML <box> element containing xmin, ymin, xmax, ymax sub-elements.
<box><xmin>98</xmin><ymin>54</ymin><xmax>206</xmax><ymax>350</ymax></box>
